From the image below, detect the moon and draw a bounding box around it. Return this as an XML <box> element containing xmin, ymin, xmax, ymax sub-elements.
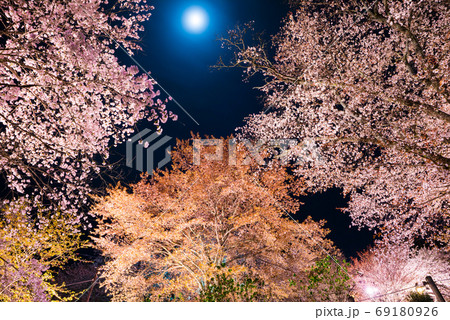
<box><xmin>182</xmin><ymin>6</ymin><xmax>209</xmax><ymax>34</ymax></box>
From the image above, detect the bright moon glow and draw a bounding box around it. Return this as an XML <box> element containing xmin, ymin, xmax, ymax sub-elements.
<box><xmin>182</xmin><ymin>6</ymin><xmax>209</xmax><ymax>34</ymax></box>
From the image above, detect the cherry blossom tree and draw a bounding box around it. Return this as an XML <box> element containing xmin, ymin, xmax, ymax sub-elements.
<box><xmin>0</xmin><ymin>0</ymin><xmax>176</xmax><ymax>302</ymax></box>
<box><xmin>350</xmin><ymin>243</ymin><xmax>450</xmax><ymax>302</ymax></box>
<box><xmin>0</xmin><ymin>0</ymin><xmax>175</xmax><ymax>227</ymax></box>
<box><xmin>221</xmin><ymin>0</ymin><xmax>450</xmax><ymax>244</ymax></box>
<box><xmin>93</xmin><ymin>138</ymin><xmax>337</xmax><ymax>301</ymax></box>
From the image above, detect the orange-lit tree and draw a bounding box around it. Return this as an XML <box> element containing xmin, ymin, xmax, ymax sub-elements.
<box><xmin>93</xmin><ymin>138</ymin><xmax>337</xmax><ymax>301</ymax></box>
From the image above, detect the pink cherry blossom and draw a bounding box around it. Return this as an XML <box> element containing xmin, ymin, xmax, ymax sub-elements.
<box><xmin>0</xmin><ymin>0</ymin><xmax>172</xmax><ymax>227</ymax></box>
<box><xmin>227</xmin><ymin>0</ymin><xmax>450</xmax><ymax>244</ymax></box>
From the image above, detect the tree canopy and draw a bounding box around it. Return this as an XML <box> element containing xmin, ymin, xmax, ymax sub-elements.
<box><xmin>221</xmin><ymin>0</ymin><xmax>450</xmax><ymax>245</ymax></box>
<box><xmin>0</xmin><ymin>0</ymin><xmax>175</xmax><ymax>227</ymax></box>
<box><xmin>93</xmin><ymin>138</ymin><xmax>338</xmax><ymax>301</ymax></box>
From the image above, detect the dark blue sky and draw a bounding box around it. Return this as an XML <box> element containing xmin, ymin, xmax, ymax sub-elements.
<box><xmin>118</xmin><ymin>0</ymin><xmax>374</xmax><ymax>257</ymax></box>
<box><xmin>133</xmin><ymin>0</ymin><xmax>290</xmax><ymax>137</ymax></box>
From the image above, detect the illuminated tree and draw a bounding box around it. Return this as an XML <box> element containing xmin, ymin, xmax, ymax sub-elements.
<box><xmin>0</xmin><ymin>0</ymin><xmax>175</xmax><ymax>302</ymax></box>
<box><xmin>0</xmin><ymin>0</ymin><xmax>175</xmax><ymax>228</ymax></box>
<box><xmin>0</xmin><ymin>201</ymin><xmax>84</xmax><ymax>301</ymax></box>
<box><xmin>350</xmin><ymin>244</ymin><xmax>450</xmax><ymax>302</ymax></box>
<box><xmin>93</xmin><ymin>138</ymin><xmax>337</xmax><ymax>301</ymax></box>
<box><xmin>222</xmin><ymin>0</ymin><xmax>450</xmax><ymax>243</ymax></box>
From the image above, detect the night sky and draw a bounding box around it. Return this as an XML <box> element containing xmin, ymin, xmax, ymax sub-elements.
<box><xmin>134</xmin><ymin>0</ymin><xmax>290</xmax><ymax>136</ymax></box>
<box><xmin>117</xmin><ymin>0</ymin><xmax>374</xmax><ymax>258</ymax></box>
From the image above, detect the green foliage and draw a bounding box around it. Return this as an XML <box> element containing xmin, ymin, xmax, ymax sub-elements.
<box><xmin>199</xmin><ymin>268</ymin><xmax>268</xmax><ymax>302</ymax></box>
<box><xmin>297</xmin><ymin>256</ymin><xmax>352</xmax><ymax>302</ymax></box>
<box><xmin>406</xmin><ymin>291</ymin><xmax>434</xmax><ymax>302</ymax></box>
